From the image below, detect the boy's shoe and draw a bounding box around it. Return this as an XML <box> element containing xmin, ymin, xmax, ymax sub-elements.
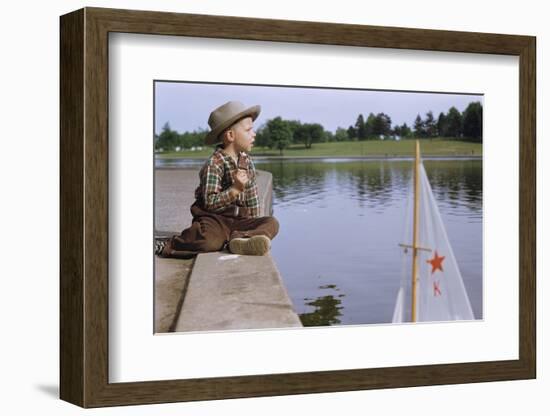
<box><xmin>154</xmin><ymin>239</ymin><xmax>166</xmax><ymax>256</ymax></box>
<box><xmin>155</xmin><ymin>238</ymin><xmax>173</xmax><ymax>258</ymax></box>
<box><xmin>228</xmin><ymin>235</ymin><xmax>271</xmax><ymax>256</ymax></box>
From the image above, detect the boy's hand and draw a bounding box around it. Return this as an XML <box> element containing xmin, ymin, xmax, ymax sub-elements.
<box><xmin>232</xmin><ymin>168</ymin><xmax>249</xmax><ymax>192</ymax></box>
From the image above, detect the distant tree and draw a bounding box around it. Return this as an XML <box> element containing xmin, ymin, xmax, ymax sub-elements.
<box><xmin>393</xmin><ymin>123</ymin><xmax>408</xmax><ymax>138</ymax></box>
<box><xmin>355</xmin><ymin>114</ymin><xmax>367</xmax><ymax>140</ymax></box>
<box><xmin>324</xmin><ymin>131</ymin><xmax>334</xmax><ymax>142</ymax></box>
<box><xmin>413</xmin><ymin>114</ymin><xmax>425</xmax><ymax>138</ymax></box>
<box><xmin>263</xmin><ymin>117</ymin><xmax>292</xmax><ymax>155</ymax></box>
<box><xmin>424</xmin><ymin>111</ymin><xmax>437</xmax><ymax>138</ymax></box>
<box><xmin>156</xmin><ymin>122</ymin><xmax>179</xmax><ymax>150</ymax></box>
<box><xmin>462</xmin><ymin>102</ymin><xmax>482</xmax><ymax>142</ymax></box>
<box><xmin>177</xmin><ymin>128</ymin><xmax>206</xmax><ymax>149</ymax></box>
<box><xmin>295</xmin><ymin>123</ymin><xmax>324</xmax><ymax>149</ymax></box>
<box><xmin>347</xmin><ymin>125</ymin><xmax>357</xmax><ymax>140</ymax></box>
<box><xmin>307</xmin><ymin>123</ymin><xmax>325</xmax><ymax>147</ymax></box>
<box><xmin>372</xmin><ymin>112</ymin><xmax>392</xmax><ymax>136</ymax></box>
<box><xmin>437</xmin><ymin>112</ymin><xmax>448</xmax><ymax>137</ymax></box>
<box><xmin>446</xmin><ymin>106</ymin><xmax>463</xmax><ymax>138</ymax></box>
<box><xmin>365</xmin><ymin>113</ymin><xmax>377</xmax><ymax>138</ymax></box>
<box><xmin>180</xmin><ymin>131</ymin><xmax>193</xmax><ymax>149</ymax></box>
<box><xmin>195</xmin><ymin>129</ymin><xmax>207</xmax><ymax>146</ymax></box>
<box><xmin>293</xmin><ymin>123</ymin><xmax>308</xmax><ymax>148</ymax></box>
<box><xmin>400</xmin><ymin>123</ymin><xmax>412</xmax><ymax>138</ymax></box>
<box><xmin>286</xmin><ymin>120</ymin><xmax>302</xmax><ymax>144</ymax></box>
<box><xmin>254</xmin><ymin>124</ymin><xmax>271</xmax><ymax>148</ymax></box>
<box><xmin>393</xmin><ymin>124</ymin><xmax>401</xmax><ymax>137</ymax></box>
<box><xmin>334</xmin><ymin>127</ymin><xmax>349</xmax><ymax>142</ymax></box>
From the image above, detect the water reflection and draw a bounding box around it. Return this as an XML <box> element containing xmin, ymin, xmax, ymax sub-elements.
<box><xmin>299</xmin><ymin>284</ymin><xmax>345</xmax><ymax>326</ymax></box>
<box><xmin>423</xmin><ymin>160</ymin><xmax>482</xmax><ymax>219</ymax></box>
<box><xmin>258</xmin><ymin>159</ymin><xmax>482</xmax><ymax>216</ymax></box>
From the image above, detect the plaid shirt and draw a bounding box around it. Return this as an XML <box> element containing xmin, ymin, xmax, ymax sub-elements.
<box><xmin>195</xmin><ymin>147</ymin><xmax>261</xmax><ymax>217</ymax></box>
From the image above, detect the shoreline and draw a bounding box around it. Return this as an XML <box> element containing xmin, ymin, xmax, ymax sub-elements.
<box><xmin>155</xmin><ymin>155</ymin><xmax>482</xmax><ymax>163</ymax></box>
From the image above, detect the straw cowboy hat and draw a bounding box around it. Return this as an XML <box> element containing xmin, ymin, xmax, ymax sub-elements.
<box><xmin>205</xmin><ymin>101</ymin><xmax>261</xmax><ymax>145</ymax></box>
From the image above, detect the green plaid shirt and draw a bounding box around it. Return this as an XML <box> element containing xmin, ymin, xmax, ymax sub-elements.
<box><xmin>195</xmin><ymin>147</ymin><xmax>261</xmax><ymax>217</ymax></box>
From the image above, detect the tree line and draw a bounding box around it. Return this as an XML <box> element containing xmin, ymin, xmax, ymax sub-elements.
<box><xmin>413</xmin><ymin>101</ymin><xmax>482</xmax><ymax>141</ymax></box>
<box><xmin>155</xmin><ymin>101</ymin><xmax>482</xmax><ymax>153</ymax></box>
<box><xmin>154</xmin><ymin>124</ymin><xmax>207</xmax><ymax>151</ymax></box>
<box><xmin>344</xmin><ymin>101</ymin><xmax>482</xmax><ymax>142</ymax></box>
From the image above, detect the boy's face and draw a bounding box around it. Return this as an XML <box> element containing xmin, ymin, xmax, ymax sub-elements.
<box><xmin>228</xmin><ymin>117</ymin><xmax>256</xmax><ymax>153</ymax></box>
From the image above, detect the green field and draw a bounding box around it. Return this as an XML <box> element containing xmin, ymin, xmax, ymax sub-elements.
<box><xmin>156</xmin><ymin>139</ymin><xmax>482</xmax><ymax>159</ymax></box>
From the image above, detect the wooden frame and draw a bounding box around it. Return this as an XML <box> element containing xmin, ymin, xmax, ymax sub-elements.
<box><xmin>60</xmin><ymin>7</ymin><xmax>536</xmax><ymax>408</ymax></box>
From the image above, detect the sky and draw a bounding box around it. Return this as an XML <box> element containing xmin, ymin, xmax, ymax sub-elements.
<box><xmin>154</xmin><ymin>81</ymin><xmax>483</xmax><ymax>135</ymax></box>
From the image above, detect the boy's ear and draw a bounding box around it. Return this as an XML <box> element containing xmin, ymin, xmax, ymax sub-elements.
<box><xmin>224</xmin><ymin>127</ymin><xmax>235</xmax><ymax>143</ymax></box>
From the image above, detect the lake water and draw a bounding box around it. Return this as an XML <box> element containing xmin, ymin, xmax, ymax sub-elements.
<box><xmin>255</xmin><ymin>158</ymin><xmax>483</xmax><ymax>326</ymax></box>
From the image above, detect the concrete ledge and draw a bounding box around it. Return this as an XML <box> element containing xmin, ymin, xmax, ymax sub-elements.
<box><xmin>174</xmin><ymin>252</ymin><xmax>301</xmax><ymax>332</ymax></box>
<box><xmin>154</xmin><ymin>256</ymin><xmax>194</xmax><ymax>333</ymax></box>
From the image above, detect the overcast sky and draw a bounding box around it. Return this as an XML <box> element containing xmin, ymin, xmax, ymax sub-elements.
<box><xmin>154</xmin><ymin>81</ymin><xmax>482</xmax><ymax>135</ymax></box>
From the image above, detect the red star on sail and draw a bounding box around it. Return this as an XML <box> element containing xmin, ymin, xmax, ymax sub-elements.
<box><xmin>427</xmin><ymin>251</ymin><xmax>445</xmax><ymax>274</ymax></box>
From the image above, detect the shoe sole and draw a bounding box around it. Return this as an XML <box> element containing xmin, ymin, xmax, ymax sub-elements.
<box><xmin>229</xmin><ymin>235</ymin><xmax>270</xmax><ymax>256</ymax></box>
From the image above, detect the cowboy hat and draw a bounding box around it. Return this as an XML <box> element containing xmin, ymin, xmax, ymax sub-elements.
<box><xmin>205</xmin><ymin>101</ymin><xmax>261</xmax><ymax>145</ymax></box>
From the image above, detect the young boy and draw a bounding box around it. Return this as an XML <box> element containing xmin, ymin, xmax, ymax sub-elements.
<box><xmin>156</xmin><ymin>101</ymin><xmax>279</xmax><ymax>258</ymax></box>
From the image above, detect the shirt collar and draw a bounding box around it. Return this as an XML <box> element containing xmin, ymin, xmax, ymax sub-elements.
<box><xmin>217</xmin><ymin>147</ymin><xmax>247</xmax><ymax>167</ymax></box>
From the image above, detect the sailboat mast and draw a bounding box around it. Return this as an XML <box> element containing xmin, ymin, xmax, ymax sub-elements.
<box><xmin>411</xmin><ymin>140</ymin><xmax>420</xmax><ymax>322</ymax></box>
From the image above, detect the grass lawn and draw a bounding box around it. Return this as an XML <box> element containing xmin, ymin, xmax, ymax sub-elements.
<box><xmin>156</xmin><ymin>139</ymin><xmax>482</xmax><ymax>159</ymax></box>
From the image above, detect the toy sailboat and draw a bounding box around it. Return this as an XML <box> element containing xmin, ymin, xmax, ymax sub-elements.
<box><xmin>393</xmin><ymin>141</ymin><xmax>474</xmax><ymax>323</ymax></box>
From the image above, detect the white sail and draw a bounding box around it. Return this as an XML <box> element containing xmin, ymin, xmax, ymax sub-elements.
<box><xmin>393</xmin><ymin>162</ymin><xmax>474</xmax><ymax>323</ymax></box>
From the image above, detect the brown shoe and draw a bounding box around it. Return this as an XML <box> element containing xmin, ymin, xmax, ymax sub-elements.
<box><xmin>229</xmin><ymin>235</ymin><xmax>271</xmax><ymax>256</ymax></box>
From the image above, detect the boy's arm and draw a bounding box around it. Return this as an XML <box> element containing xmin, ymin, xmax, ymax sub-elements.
<box><xmin>202</xmin><ymin>162</ymin><xmax>240</xmax><ymax>212</ymax></box>
<box><xmin>243</xmin><ymin>160</ymin><xmax>261</xmax><ymax>217</ymax></box>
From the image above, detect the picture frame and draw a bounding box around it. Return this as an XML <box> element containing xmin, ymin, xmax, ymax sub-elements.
<box><xmin>60</xmin><ymin>7</ymin><xmax>536</xmax><ymax>408</ymax></box>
